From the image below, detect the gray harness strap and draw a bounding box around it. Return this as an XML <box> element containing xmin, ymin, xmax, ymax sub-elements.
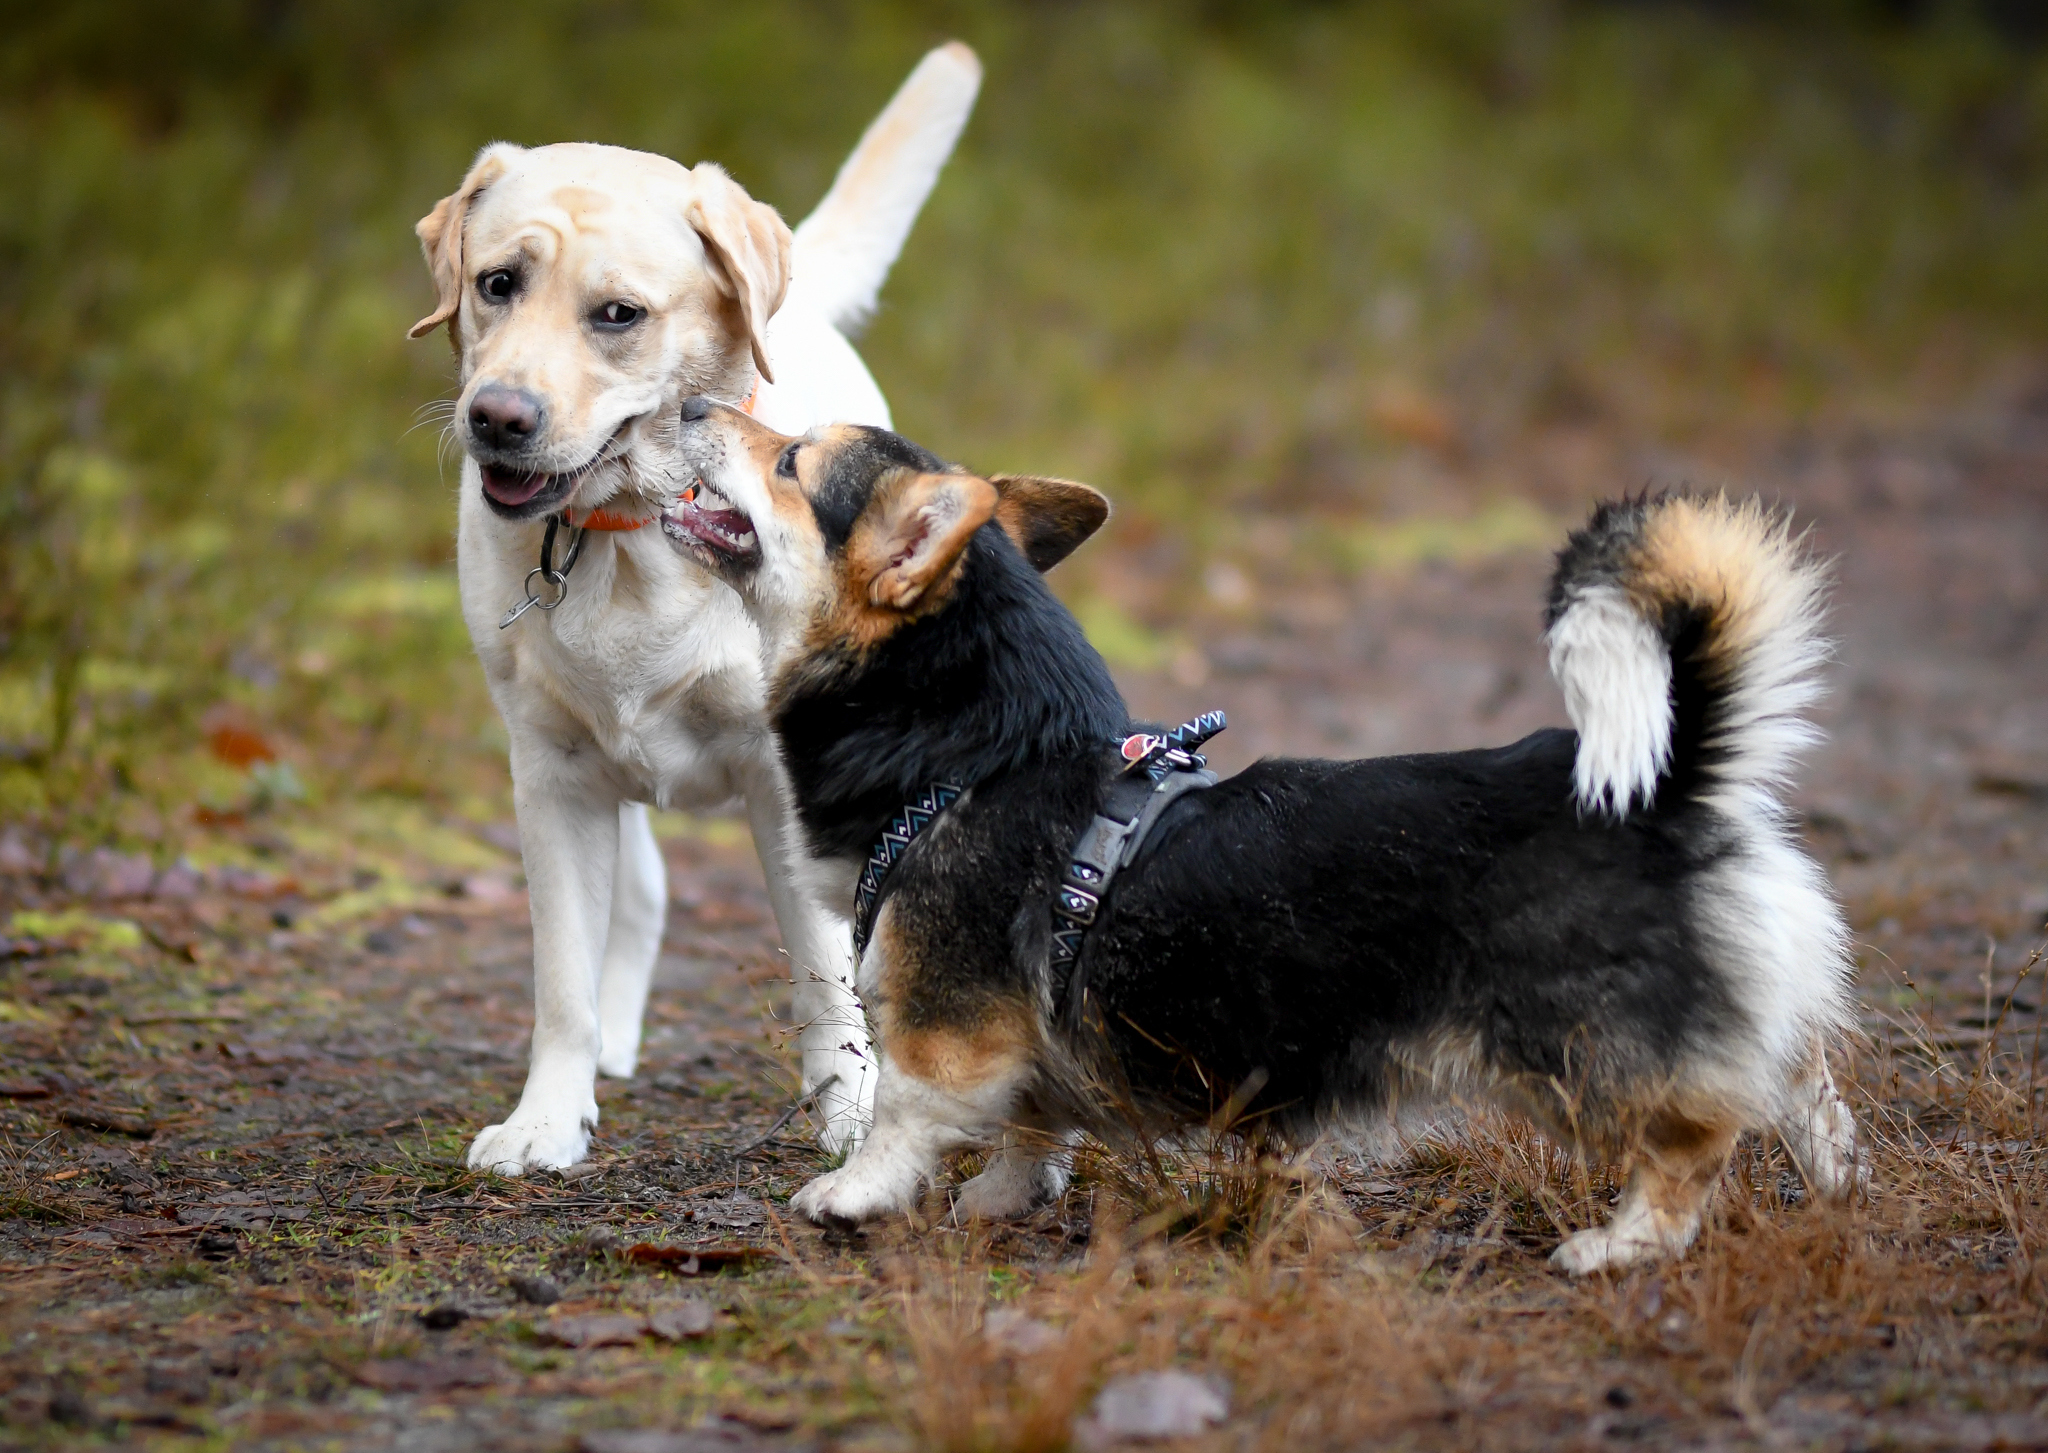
<box><xmin>1050</xmin><ymin>711</ymin><xmax>1226</xmax><ymax>1022</ymax></box>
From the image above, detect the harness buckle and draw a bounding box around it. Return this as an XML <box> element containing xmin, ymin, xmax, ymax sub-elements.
<box><xmin>1056</xmin><ymin>885</ymin><xmax>1101</xmax><ymax>925</ymax></box>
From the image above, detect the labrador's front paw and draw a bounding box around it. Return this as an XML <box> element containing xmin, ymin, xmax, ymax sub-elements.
<box><xmin>466</xmin><ymin>1104</ymin><xmax>596</xmax><ymax>1176</ymax></box>
<box><xmin>790</xmin><ymin>1148</ymin><xmax>924</xmax><ymax>1228</ymax></box>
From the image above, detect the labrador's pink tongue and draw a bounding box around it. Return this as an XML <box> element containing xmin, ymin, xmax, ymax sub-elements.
<box><xmin>481</xmin><ymin>466</ymin><xmax>550</xmax><ymax>506</ymax></box>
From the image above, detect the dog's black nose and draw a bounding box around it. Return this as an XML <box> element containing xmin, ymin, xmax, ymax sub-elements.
<box><xmin>468</xmin><ymin>385</ymin><xmax>545</xmax><ymax>451</ymax></box>
<box><xmin>678</xmin><ymin>395</ymin><xmax>713</xmax><ymax>423</ymax></box>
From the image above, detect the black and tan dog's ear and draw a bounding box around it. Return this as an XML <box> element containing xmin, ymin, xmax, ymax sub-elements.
<box><xmin>686</xmin><ymin>163</ymin><xmax>792</xmax><ymax>385</ymax></box>
<box><xmin>852</xmin><ymin>472</ymin><xmax>998</xmax><ymax>611</ymax></box>
<box><xmin>989</xmin><ymin>475</ymin><xmax>1111</xmax><ymax>572</ymax></box>
<box><xmin>410</xmin><ymin>143</ymin><xmax>521</xmax><ymax>342</ymax></box>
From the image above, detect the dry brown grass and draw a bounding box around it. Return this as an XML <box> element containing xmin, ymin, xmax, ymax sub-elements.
<box><xmin>3</xmin><ymin>814</ymin><xmax>2041</xmax><ymax>1449</ymax></box>
<box><xmin>878</xmin><ymin>976</ymin><xmax>2047</xmax><ymax>1451</ymax></box>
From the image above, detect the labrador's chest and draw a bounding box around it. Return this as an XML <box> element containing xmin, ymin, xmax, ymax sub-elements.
<box><xmin>459</xmin><ymin>494</ymin><xmax>768</xmax><ymax>804</ymax></box>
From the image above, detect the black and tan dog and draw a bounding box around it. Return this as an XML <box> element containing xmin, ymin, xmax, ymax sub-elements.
<box><xmin>660</xmin><ymin>396</ymin><xmax>1860</xmax><ymax>1272</ymax></box>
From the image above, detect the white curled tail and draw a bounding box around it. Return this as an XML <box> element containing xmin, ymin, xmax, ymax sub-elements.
<box><xmin>790</xmin><ymin>42</ymin><xmax>982</xmax><ymax>336</ymax></box>
<box><xmin>1545</xmin><ymin>495</ymin><xmax>1831</xmax><ymax>819</ymax></box>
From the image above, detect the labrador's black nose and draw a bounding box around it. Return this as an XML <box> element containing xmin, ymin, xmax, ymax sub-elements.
<box><xmin>468</xmin><ymin>385</ymin><xmax>545</xmax><ymax>451</ymax></box>
<box><xmin>678</xmin><ymin>395</ymin><xmax>713</xmax><ymax>423</ymax></box>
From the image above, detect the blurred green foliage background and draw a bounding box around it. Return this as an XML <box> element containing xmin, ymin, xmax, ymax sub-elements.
<box><xmin>2</xmin><ymin>1</ymin><xmax>2044</xmax><ymax>846</ymax></box>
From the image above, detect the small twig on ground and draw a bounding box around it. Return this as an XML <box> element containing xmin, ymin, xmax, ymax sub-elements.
<box><xmin>733</xmin><ymin>1074</ymin><xmax>838</xmax><ymax>1161</ymax></box>
<box><xmin>760</xmin><ymin>1201</ymin><xmax>825</xmax><ymax>1290</ymax></box>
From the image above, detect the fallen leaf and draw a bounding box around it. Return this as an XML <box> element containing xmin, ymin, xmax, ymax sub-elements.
<box><xmin>508</xmin><ymin>1273</ymin><xmax>561</xmax><ymax>1306</ymax></box>
<box><xmin>207</xmin><ymin>722</ymin><xmax>277</xmax><ymax>769</ymax></box>
<box><xmin>0</xmin><ymin>1081</ymin><xmax>52</xmax><ymax>1099</ymax></box>
<box><xmin>1366</xmin><ymin>379</ymin><xmax>1457</xmax><ymax>451</ymax></box>
<box><xmin>578</xmin><ymin>1429</ymin><xmax>772</xmax><ymax>1453</ymax></box>
<box><xmin>646</xmin><ymin>1298</ymin><xmax>718</xmax><ymax>1340</ymax></box>
<box><xmin>1078</xmin><ymin>1370</ymin><xmax>1230</xmax><ymax>1444</ymax></box>
<box><xmin>624</xmin><ymin>1245</ymin><xmax>699</xmax><ymax>1273</ymax></box>
<box><xmin>984</xmin><ymin>1307</ymin><xmax>1062</xmax><ymax>1356</ymax></box>
<box><xmin>717</xmin><ymin>1407</ymin><xmax>799</xmax><ymax>1434</ymax></box>
<box><xmin>458</xmin><ymin>873</ymin><xmax>518</xmax><ymax>904</ymax></box>
<box><xmin>63</xmin><ymin>848</ymin><xmax>157</xmax><ymax>900</ymax></box>
<box><xmin>60</xmin><ymin>1106</ymin><xmax>157</xmax><ymax>1138</ymax></box>
<box><xmin>541</xmin><ymin>1313</ymin><xmax>647</xmax><ymax>1348</ymax></box>
<box><xmin>625</xmin><ymin>1243</ymin><xmax>774</xmax><ymax>1273</ymax></box>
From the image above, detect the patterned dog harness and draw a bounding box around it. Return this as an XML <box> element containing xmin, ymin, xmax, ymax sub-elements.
<box><xmin>1049</xmin><ymin>711</ymin><xmax>1225</xmax><ymax>1020</ymax></box>
<box><xmin>847</xmin><ymin>713</ymin><xmax>1227</xmax><ymax>1011</ymax></box>
<box><xmin>851</xmin><ymin>782</ymin><xmax>963</xmax><ymax>960</ymax></box>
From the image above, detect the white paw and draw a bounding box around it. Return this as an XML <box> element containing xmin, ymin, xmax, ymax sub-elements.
<box><xmin>466</xmin><ymin>1107</ymin><xmax>596</xmax><ymax>1176</ymax></box>
<box><xmin>595</xmin><ymin>1042</ymin><xmax>639</xmax><ymax>1080</ymax></box>
<box><xmin>1550</xmin><ymin>1218</ymin><xmax>1690</xmax><ymax>1275</ymax></box>
<box><xmin>790</xmin><ymin>1151</ymin><xmax>923</xmax><ymax>1228</ymax></box>
<box><xmin>953</xmin><ymin>1153</ymin><xmax>1067</xmax><ymax>1223</ymax></box>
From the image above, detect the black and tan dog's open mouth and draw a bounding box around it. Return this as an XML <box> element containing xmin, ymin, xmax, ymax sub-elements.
<box><xmin>661</xmin><ymin>479</ymin><xmax>760</xmax><ymax>565</ymax></box>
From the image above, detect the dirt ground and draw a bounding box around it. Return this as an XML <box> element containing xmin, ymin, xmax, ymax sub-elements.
<box><xmin>3</xmin><ymin>403</ymin><xmax>2046</xmax><ymax>1452</ymax></box>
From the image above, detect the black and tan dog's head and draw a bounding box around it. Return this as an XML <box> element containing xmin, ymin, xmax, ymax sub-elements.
<box><xmin>662</xmin><ymin>395</ymin><xmax>1109</xmax><ymax>659</ymax></box>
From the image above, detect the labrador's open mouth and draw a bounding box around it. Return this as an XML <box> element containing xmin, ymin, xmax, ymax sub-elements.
<box><xmin>661</xmin><ymin>479</ymin><xmax>760</xmax><ymax>566</ymax></box>
<box><xmin>476</xmin><ymin>420</ymin><xmax>634</xmax><ymax>517</ymax></box>
<box><xmin>479</xmin><ymin>466</ymin><xmax>565</xmax><ymax>509</ymax></box>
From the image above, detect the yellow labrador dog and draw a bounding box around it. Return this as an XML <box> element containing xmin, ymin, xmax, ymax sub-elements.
<box><xmin>410</xmin><ymin>44</ymin><xmax>981</xmax><ymax>1174</ymax></box>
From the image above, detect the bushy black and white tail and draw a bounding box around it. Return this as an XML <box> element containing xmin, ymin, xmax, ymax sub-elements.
<box><xmin>1545</xmin><ymin>495</ymin><xmax>1831</xmax><ymax>819</ymax></box>
<box><xmin>789</xmin><ymin>42</ymin><xmax>983</xmax><ymax>336</ymax></box>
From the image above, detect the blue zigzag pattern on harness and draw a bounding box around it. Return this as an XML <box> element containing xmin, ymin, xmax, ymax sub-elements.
<box><xmin>852</xmin><ymin>781</ymin><xmax>963</xmax><ymax>959</ymax></box>
<box><xmin>1146</xmin><ymin>709</ymin><xmax>1227</xmax><ymax>779</ymax></box>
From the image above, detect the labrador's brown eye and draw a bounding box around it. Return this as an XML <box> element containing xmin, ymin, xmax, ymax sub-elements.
<box><xmin>596</xmin><ymin>300</ymin><xmax>642</xmax><ymax>329</ymax></box>
<box><xmin>776</xmin><ymin>444</ymin><xmax>801</xmax><ymax>479</ymax></box>
<box><xmin>477</xmin><ymin>269</ymin><xmax>517</xmax><ymax>302</ymax></box>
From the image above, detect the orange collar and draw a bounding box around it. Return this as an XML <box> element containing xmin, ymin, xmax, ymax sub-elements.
<box><xmin>568</xmin><ymin>506</ymin><xmax>651</xmax><ymax>531</ymax></box>
<box><xmin>564</xmin><ymin>380</ymin><xmax>760</xmax><ymax>533</ymax></box>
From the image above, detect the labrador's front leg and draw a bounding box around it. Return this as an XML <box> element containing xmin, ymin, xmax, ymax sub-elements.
<box><xmin>740</xmin><ymin>759</ymin><xmax>873</xmax><ymax>1153</ymax></box>
<box><xmin>595</xmin><ymin>802</ymin><xmax>667</xmax><ymax>1080</ymax></box>
<box><xmin>468</xmin><ymin>743</ymin><xmax>621</xmax><ymax>1175</ymax></box>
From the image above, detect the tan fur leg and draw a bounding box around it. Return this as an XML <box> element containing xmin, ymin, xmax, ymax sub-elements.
<box><xmin>1552</xmin><ymin>1114</ymin><xmax>1738</xmax><ymax>1275</ymax></box>
<box><xmin>790</xmin><ymin>1017</ymin><xmax>1036</xmax><ymax>1228</ymax></box>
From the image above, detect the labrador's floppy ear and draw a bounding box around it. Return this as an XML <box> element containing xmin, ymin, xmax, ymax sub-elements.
<box><xmin>409</xmin><ymin>143</ymin><xmax>521</xmax><ymax>342</ymax></box>
<box><xmin>852</xmin><ymin>471</ymin><xmax>999</xmax><ymax>612</ymax></box>
<box><xmin>989</xmin><ymin>475</ymin><xmax>1111</xmax><ymax>572</ymax></box>
<box><xmin>685</xmin><ymin>163</ymin><xmax>792</xmax><ymax>385</ymax></box>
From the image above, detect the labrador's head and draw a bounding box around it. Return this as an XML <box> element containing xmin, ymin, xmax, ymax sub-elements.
<box><xmin>412</xmin><ymin>142</ymin><xmax>788</xmax><ymax>521</ymax></box>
